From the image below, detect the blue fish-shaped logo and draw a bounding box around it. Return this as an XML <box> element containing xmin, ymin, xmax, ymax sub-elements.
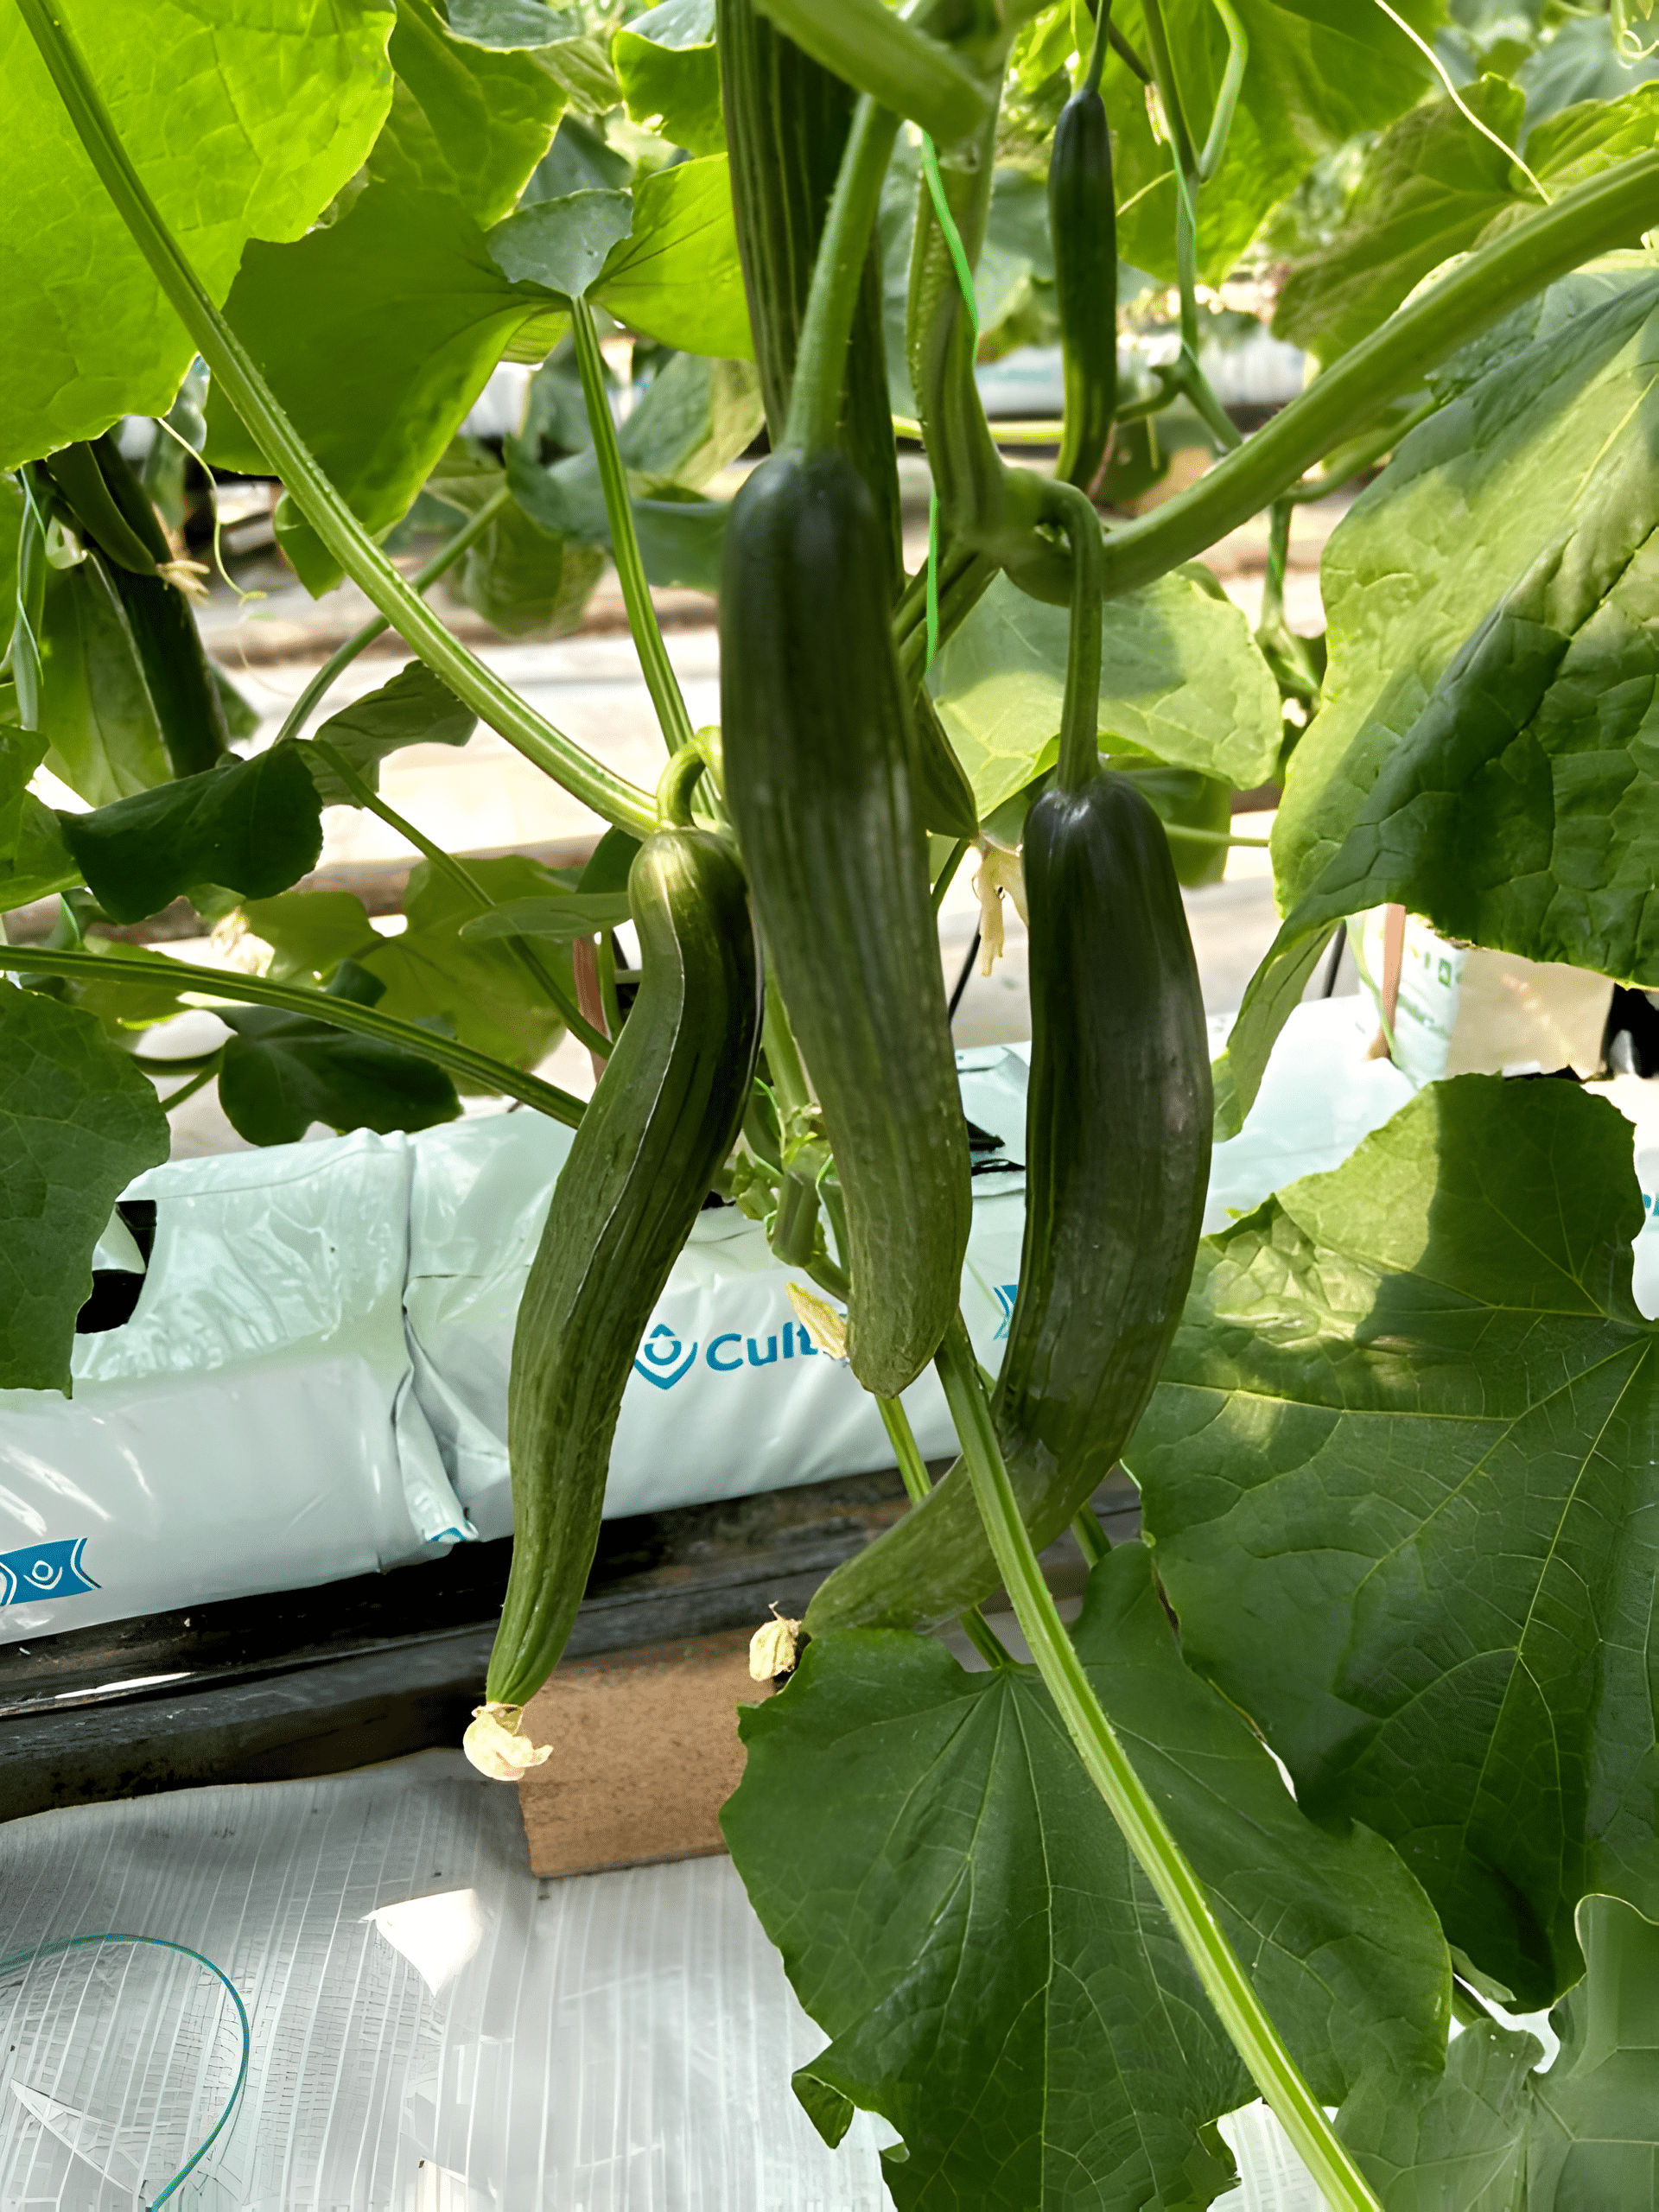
<box><xmin>632</xmin><ymin>1323</ymin><xmax>698</xmax><ymax>1390</ymax></box>
<box><xmin>0</xmin><ymin>1537</ymin><xmax>99</xmax><ymax>1607</ymax></box>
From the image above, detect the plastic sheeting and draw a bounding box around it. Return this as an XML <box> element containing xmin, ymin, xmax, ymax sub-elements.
<box><xmin>0</xmin><ymin>1750</ymin><xmax>1318</xmax><ymax>2210</ymax></box>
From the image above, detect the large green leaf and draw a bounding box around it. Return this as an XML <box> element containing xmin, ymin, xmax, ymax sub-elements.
<box><xmin>0</xmin><ymin>726</ymin><xmax>46</xmax><ymax>868</ymax></box>
<box><xmin>37</xmin><ymin>556</ymin><xmax>169</xmax><ymax>807</ymax></box>
<box><xmin>302</xmin><ymin>661</ymin><xmax>476</xmax><ymax>802</ymax></box>
<box><xmin>0</xmin><ymin>0</ymin><xmax>393</xmax><ymax>469</ymax></box>
<box><xmin>0</xmin><ymin>982</ymin><xmax>168</xmax><ymax>1392</ymax></box>
<box><xmin>488</xmin><ymin>187</ymin><xmax>634</xmax><ymax>296</ymax></box>
<box><xmin>0</xmin><ymin>725</ymin><xmax>77</xmax><ymax>914</ymax></box>
<box><xmin>1219</xmin><ymin>269</ymin><xmax>1659</xmax><ymax>1133</ymax></box>
<box><xmin>1275</xmin><ymin>81</ymin><xmax>1659</xmax><ymax>365</ymax></box>
<box><xmin>1128</xmin><ymin>1075</ymin><xmax>1659</xmax><ymax>2011</ymax></box>
<box><xmin>613</xmin><ymin>0</ymin><xmax>722</xmax><ymax>156</ymax></box>
<box><xmin>359</xmin><ymin>854</ymin><xmax>569</xmax><ymax>1068</ymax></box>
<box><xmin>239</xmin><ymin>890</ymin><xmax>382</xmax><ymax>983</ymax></box>
<box><xmin>204</xmin><ymin>183</ymin><xmax>554</xmax><ymax>594</ymax></box>
<box><xmin>1105</xmin><ymin>0</ymin><xmax>1439</xmax><ymax>287</ymax></box>
<box><xmin>368</xmin><ymin>0</ymin><xmax>568</xmax><ymax>226</ymax></box>
<box><xmin>217</xmin><ymin>1001</ymin><xmax>460</xmax><ymax>1145</ymax></box>
<box><xmin>452</xmin><ymin>493</ymin><xmax>606</xmax><ymax>636</ymax></box>
<box><xmin>726</xmin><ymin>1542</ymin><xmax>1449</xmax><ymax>2210</ymax></box>
<box><xmin>590</xmin><ymin>156</ymin><xmax>753</xmax><ymax>359</ymax></box>
<box><xmin>928</xmin><ymin>569</ymin><xmax>1281</xmax><ymax>817</ymax></box>
<box><xmin>1273</xmin><ymin>79</ymin><xmax>1530</xmax><ymax>365</ymax></box>
<box><xmin>60</xmin><ymin>748</ymin><xmax>323</xmax><ymax>924</ymax></box>
<box><xmin>1339</xmin><ymin>1896</ymin><xmax>1659</xmax><ymax>2209</ymax></box>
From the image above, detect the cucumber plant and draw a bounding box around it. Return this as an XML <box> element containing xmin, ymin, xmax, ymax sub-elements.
<box><xmin>5</xmin><ymin>0</ymin><xmax>1659</xmax><ymax>2202</ymax></box>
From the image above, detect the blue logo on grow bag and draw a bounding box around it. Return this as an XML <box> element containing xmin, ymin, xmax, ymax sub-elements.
<box><xmin>0</xmin><ymin>1537</ymin><xmax>99</xmax><ymax>1606</ymax></box>
<box><xmin>632</xmin><ymin>1324</ymin><xmax>698</xmax><ymax>1390</ymax></box>
<box><xmin>993</xmin><ymin>1285</ymin><xmax>1020</xmax><ymax>1340</ymax></box>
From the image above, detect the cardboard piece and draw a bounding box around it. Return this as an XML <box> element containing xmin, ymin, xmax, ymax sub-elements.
<box><xmin>517</xmin><ymin>1628</ymin><xmax>774</xmax><ymax>1878</ymax></box>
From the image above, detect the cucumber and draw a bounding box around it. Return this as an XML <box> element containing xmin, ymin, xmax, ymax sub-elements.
<box><xmin>484</xmin><ymin>825</ymin><xmax>761</xmax><ymax>1708</ymax></box>
<box><xmin>806</xmin><ymin>770</ymin><xmax>1211</xmax><ymax>1633</ymax></box>
<box><xmin>721</xmin><ymin>446</ymin><xmax>972</xmax><ymax>1398</ymax></box>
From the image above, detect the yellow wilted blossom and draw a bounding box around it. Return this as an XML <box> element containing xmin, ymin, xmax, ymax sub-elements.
<box><xmin>462</xmin><ymin>1700</ymin><xmax>553</xmax><ymax>1781</ymax></box>
<box><xmin>786</xmin><ymin>1281</ymin><xmax>847</xmax><ymax>1360</ymax></box>
<box><xmin>749</xmin><ymin>1605</ymin><xmax>802</xmax><ymax>1681</ymax></box>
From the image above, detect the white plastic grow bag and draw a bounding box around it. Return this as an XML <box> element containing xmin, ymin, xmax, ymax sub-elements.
<box><xmin>404</xmin><ymin>1046</ymin><xmax>1033</xmax><ymax>1539</ymax></box>
<box><xmin>3</xmin><ymin>1014</ymin><xmax>1656</xmax><ymax>1644</ymax></box>
<box><xmin>0</xmin><ymin>1131</ymin><xmax>469</xmax><ymax>1643</ymax></box>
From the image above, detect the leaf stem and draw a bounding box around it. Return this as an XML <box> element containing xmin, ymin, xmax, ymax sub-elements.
<box><xmin>934</xmin><ymin>1311</ymin><xmax>1384</xmax><ymax>2212</ymax></box>
<box><xmin>306</xmin><ymin>737</ymin><xmax>611</xmax><ymax>1058</ymax></box>
<box><xmin>931</xmin><ymin>836</ymin><xmax>971</xmax><ymax>912</ymax></box>
<box><xmin>785</xmin><ymin>97</ymin><xmax>903</xmax><ymax>456</ymax></box>
<box><xmin>158</xmin><ymin>1056</ymin><xmax>222</xmax><ymax>1113</ymax></box>
<box><xmin>2</xmin><ymin>945</ymin><xmax>585</xmax><ymax>1127</ymax></box>
<box><xmin>15</xmin><ymin>0</ymin><xmax>655</xmax><ymax>841</ymax></box>
<box><xmin>569</xmin><ymin>298</ymin><xmax>695</xmax><ymax>753</ymax></box>
<box><xmin>273</xmin><ymin>487</ymin><xmax>512</xmax><ymax>745</ymax></box>
<box><xmin>875</xmin><ymin>1390</ymin><xmax>1015</xmax><ymax>1668</ymax></box>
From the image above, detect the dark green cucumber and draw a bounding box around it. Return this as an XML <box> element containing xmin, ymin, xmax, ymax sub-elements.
<box><xmin>1050</xmin><ymin>77</ymin><xmax>1116</xmax><ymax>493</ymax></box>
<box><xmin>42</xmin><ymin>437</ymin><xmax>229</xmax><ymax>777</ymax></box>
<box><xmin>721</xmin><ymin>446</ymin><xmax>971</xmax><ymax>1397</ymax></box>
<box><xmin>717</xmin><ymin>0</ymin><xmax>902</xmax><ymax>594</ymax></box>
<box><xmin>805</xmin><ymin>769</ymin><xmax>1211</xmax><ymax>1634</ymax></box>
<box><xmin>485</xmin><ymin>826</ymin><xmax>760</xmax><ymax>1708</ymax></box>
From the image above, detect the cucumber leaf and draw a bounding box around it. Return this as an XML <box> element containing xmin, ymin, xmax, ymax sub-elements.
<box><xmin>1340</xmin><ymin>1895</ymin><xmax>1659</xmax><ymax>2206</ymax></box>
<box><xmin>238</xmin><ymin>891</ymin><xmax>383</xmax><ymax>984</ymax></box>
<box><xmin>368</xmin><ymin>0</ymin><xmax>569</xmax><ymax>226</ymax></box>
<box><xmin>488</xmin><ymin>187</ymin><xmax>634</xmax><ymax>296</ymax></box>
<box><xmin>590</xmin><ymin>156</ymin><xmax>753</xmax><ymax>359</ymax></box>
<box><xmin>1219</xmin><ymin>269</ymin><xmax>1659</xmax><ymax>1133</ymax></box>
<box><xmin>454</xmin><ymin>496</ymin><xmax>606</xmax><ymax>636</ymax></box>
<box><xmin>929</xmin><ymin>569</ymin><xmax>1281</xmax><ymax>817</ymax></box>
<box><xmin>304</xmin><ymin>661</ymin><xmax>476</xmax><ymax>802</ymax></box>
<box><xmin>0</xmin><ymin>0</ymin><xmax>394</xmax><ymax>468</ymax></box>
<box><xmin>0</xmin><ymin>982</ymin><xmax>168</xmax><ymax>1393</ymax></box>
<box><xmin>1273</xmin><ymin>79</ymin><xmax>1531</xmax><ymax>366</ymax></box>
<box><xmin>204</xmin><ymin>183</ymin><xmax>556</xmax><ymax>594</ymax></box>
<box><xmin>60</xmin><ymin>747</ymin><xmax>323</xmax><ymax>924</ymax></box>
<box><xmin>1105</xmin><ymin>0</ymin><xmax>1440</xmax><ymax>288</ymax></box>
<box><xmin>217</xmin><ymin>1002</ymin><xmax>460</xmax><ymax>1145</ymax></box>
<box><xmin>726</xmin><ymin>1543</ymin><xmax>1449</xmax><ymax>2210</ymax></box>
<box><xmin>359</xmin><ymin>854</ymin><xmax>572</xmax><ymax>1069</ymax></box>
<box><xmin>1128</xmin><ymin>1075</ymin><xmax>1659</xmax><ymax>2012</ymax></box>
<box><xmin>613</xmin><ymin>0</ymin><xmax>722</xmax><ymax>156</ymax></box>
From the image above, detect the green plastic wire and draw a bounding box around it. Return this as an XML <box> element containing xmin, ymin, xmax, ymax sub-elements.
<box><xmin>0</xmin><ymin>1933</ymin><xmax>251</xmax><ymax>2208</ymax></box>
<box><xmin>918</xmin><ymin>131</ymin><xmax>980</xmax><ymax>675</ymax></box>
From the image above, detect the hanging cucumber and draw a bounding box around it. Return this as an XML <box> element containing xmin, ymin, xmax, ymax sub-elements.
<box><xmin>479</xmin><ymin>798</ymin><xmax>760</xmax><ymax>1717</ymax></box>
<box><xmin>807</xmin><ymin>768</ymin><xmax>1211</xmax><ymax>1633</ymax></box>
<box><xmin>41</xmin><ymin>435</ymin><xmax>229</xmax><ymax>778</ymax></box>
<box><xmin>1051</xmin><ymin>6</ymin><xmax>1117</xmax><ymax>493</ymax></box>
<box><xmin>717</xmin><ymin>0</ymin><xmax>903</xmax><ymax>594</ymax></box>
<box><xmin>721</xmin><ymin>445</ymin><xmax>971</xmax><ymax>1396</ymax></box>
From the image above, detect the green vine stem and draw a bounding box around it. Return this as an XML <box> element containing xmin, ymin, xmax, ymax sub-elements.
<box><xmin>933</xmin><ymin>1312</ymin><xmax>1386</xmax><ymax>2212</ymax></box>
<box><xmin>1</xmin><ymin>944</ymin><xmax>585</xmax><ymax>1127</ymax></box>
<box><xmin>16</xmin><ymin>0</ymin><xmax>656</xmax><ymax>841</ymax></box>
<box><xmin>307</xmin><ymin>735</ymin><xmax>611</xmax><ymax>1058</ymax></box>
<box><xmin>159</xmin><ymin>1055</ymin><xmax>222</xmax><ymax>1114</ymax></box>
<box><xmin>785</xmin><ymin>95</ymin><xmax>903</xmax><ymax>457</ymax></box>
<box><xmin>876</xmin><ymin>1389</ymin><xmax>1015</xmax><ymax>1669</ymax></box>
<box><xmin>272</xmin><ymin>486</ymin><xmax>511</xmax><ymax>745</ymax></box>
<box><xmin>569</xmin><ymin>297</ymin><xmax>696</xmax><ymax>754</ymax></box>
<box><xmin>1100</xmin><ymin>148</ymin><xmax>1659</xmax><ymax>600</ymax></box>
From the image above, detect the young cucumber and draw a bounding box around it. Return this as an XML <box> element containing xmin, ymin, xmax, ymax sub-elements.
<box><xmin>805</xmin><ymin>771</ymin><xmax>1211</xmax><ymax>1634</ymax></box>
<box><xmin>721</xmin><ymin>447</ymin><xmax>972</xmax><ymax>1397</ymax></box>
<box><xmin>1050</xmin><ymin>80</ymin><xmax>1116</xmax><ymax>493</ymax></box>
<box><xmin>485</xmin><ymin>827</ymin><xmax>760</xmax><ymax>1709</ymax></box>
